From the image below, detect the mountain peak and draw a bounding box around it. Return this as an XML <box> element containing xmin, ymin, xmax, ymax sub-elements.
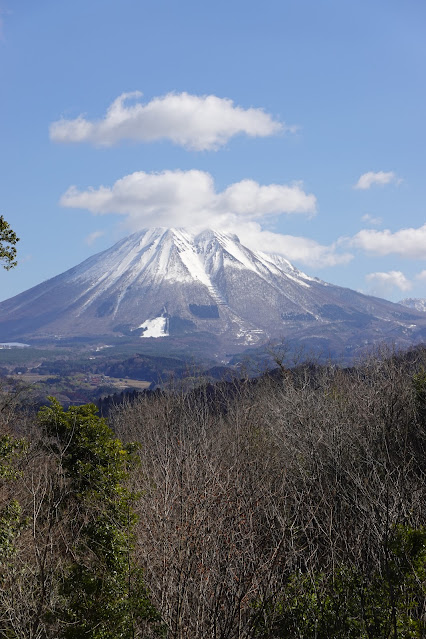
<box><xmin>195</xmin><ymin>228</ymin><xmax>241</xmax><ymax>244</ymax></box>
<box><xmin>1</xmin><ymin>227</ymin><xmax>426</xmax><ymax>359</ymax></box>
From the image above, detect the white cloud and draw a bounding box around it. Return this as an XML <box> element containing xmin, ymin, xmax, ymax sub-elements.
<box><xmin>365</xmin><ymin>271</ymin><xmax>412</xmax><ymax>298</ymax></box>
<box><xmin>218</xmin><ymin>179</ymin><xmax>316</xmax><ymax>217</ymax></box>
<box><xmin>350</xmin><ymin>224</ymin><xmax>426</xmax><ymax>259</ymax></box>
<box><xmin>50</xmin><ymin>91</ymin><xmax>286</xmax><ymax>150</ymax></box>
<box><xmin>234</xmin><ymin>223</ymin><xmax>353</xmax><ymax>268</ymax></box>
<box><xmin>60</xmin><ymin>169</ymin><xmax>352</xmax><ymax>268</ymax></box>
<box><xmin>85</xmin><ymin>230</ymin><xmax>105</xmax><ymax>246</ymax></box>
<box><xmin>354</xmin><ymin>171</ymin><xmax>400</xmax><ymax>190</ymax></box>
<box><xmin>60</xmin><ymin>169</ymin><xmax>317</xmax><ymax>226</ymax></box>
<box><xmin>415</xmin><ymin>270</ymin><xmax>426</xmax><ymax>281</ymax></box>
<box><xmin>361</xmin><ymin>213</ymin><xmax>382</xmax><ymax>226</ymax></box>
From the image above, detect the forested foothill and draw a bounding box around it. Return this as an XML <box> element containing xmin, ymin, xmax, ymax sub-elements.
<box><xmin>0</xmin><ymin>344</ymin><xmax>232</xmax><ymax>408</ymax></box>
<box><xmin>0</xmin><ymin>344</ymin><xmax>425</xmax><ymax>638</ymax></box>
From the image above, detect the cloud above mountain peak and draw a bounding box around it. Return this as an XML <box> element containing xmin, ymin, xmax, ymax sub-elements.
<box><xmin>60</xmin><ymin>169</ymin><xmax>353</xmax><ymax>268</ymax></box>
<box><xmin>60</xmin><ymin>169</ymin><xmax>317</xmax><ymax>224</ymax></box>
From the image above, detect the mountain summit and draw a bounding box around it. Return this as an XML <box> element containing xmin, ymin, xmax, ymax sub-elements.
<box><xmin>1</xmin><ymin>227</ymin><xmax>425</xmax><ymax>358</ymax></box>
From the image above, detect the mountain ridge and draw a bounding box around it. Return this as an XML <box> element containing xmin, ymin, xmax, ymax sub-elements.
<box><xmin>399</xmin><ymin>298</ymin><xmax>426</xmax><ymax>313</ymax></box>
<box><xmin>1</xmin><ymin>227</ymin><xmax>426</xmax><ymax>359</ymax></box>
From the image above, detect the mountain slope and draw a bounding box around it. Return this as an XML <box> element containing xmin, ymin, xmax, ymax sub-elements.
<box><xmin>1</xmin><ymin>228</ymin><xmax>426</xmax><ymax>358</ymax></box>
<box><xmin>399</xmin><ymin>298</ymin><xmax>426</xmax><ymax>313</ymax></box>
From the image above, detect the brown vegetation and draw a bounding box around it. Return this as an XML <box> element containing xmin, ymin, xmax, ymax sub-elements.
<box><xmin>109</xmin><ymin>345</ymin><xmax>426</xmax><ymax>638</ymax></box>
<box><xmin>0</xmin><ymin>345</ymin><xmax>425</xmax><ymax>638</ymax></box>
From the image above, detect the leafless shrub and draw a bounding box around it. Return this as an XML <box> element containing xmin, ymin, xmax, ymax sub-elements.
<box><xmin>110</xmin><ymin>345</ymin><xmax>426</xmax><ymax>637</ymax></box>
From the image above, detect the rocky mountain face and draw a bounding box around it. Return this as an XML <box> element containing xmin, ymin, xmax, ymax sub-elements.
<box><xmin>399</xmin><ymin>298</ymin><xmax>426</xmax><ymax>314</ymax></box>
<box><xmin>1</xmin><ymin>227</ymin><xmax>426</xmax><ymax>359</ymax></box>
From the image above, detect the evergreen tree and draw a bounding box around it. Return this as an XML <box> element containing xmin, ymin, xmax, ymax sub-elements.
<box><xmin>0</xmin><ymin>216</ymin><xmax>19</xmax><ymax>270</ymax></box>
<box><xmin>38</xmin><ymin>399</ymin><xmax>160</xmax><ymax>639</ymax></box>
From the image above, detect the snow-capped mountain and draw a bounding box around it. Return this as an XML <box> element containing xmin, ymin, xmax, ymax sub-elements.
<box><xmin>1</xmin><ymin>228</ymin><xmax>426</xmax><ymax>358</ymax></box>
<box><xmin>398</xmin><ymin>298</ymin><xmax>426</xmax><ymax>314</ymax></box>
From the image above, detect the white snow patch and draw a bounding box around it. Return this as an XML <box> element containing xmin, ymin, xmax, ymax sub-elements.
<box><xmin>253</xmin><ymin>251</ymin><xmax>287</xmax><ymax>275</ymax></box>
<box><xmin>220</xmin><ymin>234</ymin><xmax>261</xmax><ymax>272</ymax></box>
<box><xmin>0</xmin><ymin>342</ymin><xmax>30</xmax><ymax>349</ymax></box>
<box><xmin>284</xmin><ymin>272</ymin><xmax>310</xmax><ymax>288</ymax></box>
<box><xmin>138</xmin><ymin>317</ymin><xmax>169</xmax><ymax>338</ymax></box>
<box><xmin>256</xmin><ymin>251</ymin><xmax>315</xmax><ymax>283</ymax></box>
<box><xmin>178</xmin><ymin>249</ymin><xmax>212</xmax><ymax>287</ymax></box>
<box><xmin>398</xmin><ymin>298</ymin><xmax>426</xmax><ymax>313</ymax></box>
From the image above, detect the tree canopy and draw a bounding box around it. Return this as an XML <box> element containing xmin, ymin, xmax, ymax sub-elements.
<box><xmin>0</xmin><ymin>216</ymin><xmax>19</xmax><ymax>270</ymax></box>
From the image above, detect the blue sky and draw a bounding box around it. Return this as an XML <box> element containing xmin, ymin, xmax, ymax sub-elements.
<box><xmin>1</xmin><ymin>0</ymin><xmax>425</xmax><ymax>302</ymax></box>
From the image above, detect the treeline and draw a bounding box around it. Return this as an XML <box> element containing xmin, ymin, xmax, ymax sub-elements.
<box><xmin>33</xmin><ymin>352</ymin><xmax>193</xmax><ymax>383</ymax></box>
<box><xmin>0</xmin><ymin>345</ymin><xmax>425</xmax><ymax>638</ymax></box>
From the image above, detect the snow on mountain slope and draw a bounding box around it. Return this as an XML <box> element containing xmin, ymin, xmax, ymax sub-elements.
<box><xmin>398</xmin><ymin>298</ymin><xmax>426</xmax><ymax>313</ymax></box>
<box><xmin>0</xmin><ymin>227</ymin><xmax>426</xmax><ymax>358</ymax></box>
<box><xmin>138</xmin><ymin>316</ymin><xmax>169</xmax><ymax>338</ymax></box>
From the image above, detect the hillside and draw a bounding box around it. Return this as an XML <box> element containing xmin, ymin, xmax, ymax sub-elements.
<box><xmin>1</xmin><ymin>228</ymin><xmax>426</xmax><ymax>361</ymax></box>
<box><xmin>0</xmin><ymin>345</ymin><xmax>425</xmax><ymax>637</ymax></box>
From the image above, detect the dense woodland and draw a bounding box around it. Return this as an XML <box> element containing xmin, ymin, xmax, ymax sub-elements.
<box><xmin>0</xmin><ymin>345</ymin><xmax>425</xmax><ymax>638</ymax></box>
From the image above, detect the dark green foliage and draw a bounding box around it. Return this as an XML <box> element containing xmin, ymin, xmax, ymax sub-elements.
<box><xmin>0</xmin><ymin>435</ymin><xmax>27</xmax><ymax>572</ymax></box>
<box><xmin>257</xmin><ymin>527</ymin><xmax>426</xmax><ymax>638</ymax></box>
<box><xmin>38</xmin><ymin>399</ymin><xmax>160</xmax><ymax>639</ymax></box>
<box><xmin>96</xmin><ymin>299</ymin><xmax>117</xmax><ymax>318</ymax></box>
<box><xmin>188</xmin><ymin>304</ymin><xmax>219</xmax><ymax>319</ymax></box>
<box><xmin>168</xmin><ymin>315</ymin><xmax>196</xmax><ymax>334</ymax></box>
<box><xmin>0</xmin><ymin>434</ymin><xmax>27</xmax><ymax>559</ymax></box>
<box><xmin>0</xmin><ymin>215</ymin><xmax>19</xmax><ymax>270</ymax></box>
<box><xmin>0</xmin><ymin>499</ymin><xmax>24</xmax><ymax>560</ymax></box>
<box><xmin>104</xmin><ymin>353</ymin><xmax>190</xmax><ymax>382</ymax></box>
<box><xmin>0</xmin><ymin>434</ymin><xmax>26</xmax><ymax>480</ymax></box>
<box><xmin>38</xmin><ymin>398</ymin><xmax>133</xmax><ymax>493</ymax></box>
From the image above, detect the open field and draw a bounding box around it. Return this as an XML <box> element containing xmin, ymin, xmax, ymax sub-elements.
<box><xmin>9</xmin><ymin>372</ymin><xmax>151</xmax><ymax>390</ymax></box>
<box><xmin>106</xmin><ymin>377</ymin><xmax>151</xmax><ymax>390</ymax></box>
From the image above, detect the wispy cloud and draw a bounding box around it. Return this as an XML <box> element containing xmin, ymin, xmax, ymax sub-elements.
<box><xmin>361</xmin><ymin>213</ymin><xmax>382</xmax><ymax>226</ymax></box>
<box><xmin>349</xmin><ymin>223</ymin><xmax>426</xmax><ymax>258</ymax></box>
<box><xmin>85</xmin><ymin>230</ymin><xmax>105</xmax><ymax>246</ymax></box>
<box><xmin>50</xmin><ymin>91</ymin><xmax>287</xmax><ymax>151</ymax></box>
<box><xmin>365</xmin><ymin>271</ymin><xmax>412</xmax><ymax>297</ymax></box>
<box><xmin>354</xmin><ymin>171</ymin><xmax>401</xmax><ymax>190</ymax></box>
<box><xmin>236</xmin><ymin>223</ymin><xmax>352</xmax><ymax>268</ymax></box>
<box><xmin>416</xmin><ymin>270</ymin><xmax>426</xmax><ymax>281</ymax></box>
